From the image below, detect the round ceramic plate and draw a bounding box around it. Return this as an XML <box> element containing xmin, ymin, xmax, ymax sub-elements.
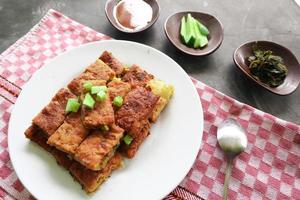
<box><xmin>8</xmin><ymin>40</ymin><xmax>203</xmax><ymax>200</ymax></box>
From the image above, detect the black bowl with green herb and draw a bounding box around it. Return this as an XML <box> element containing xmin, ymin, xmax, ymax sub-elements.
<box><xmin>234</xmin><ymin>41</ymin><xmax>300</xmax><ymax>95</ymax></box>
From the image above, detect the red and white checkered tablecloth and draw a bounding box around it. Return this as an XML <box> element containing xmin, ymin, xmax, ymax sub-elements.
<box><xmin>1</xmin><ymin>9</ymin><xmax>300</xmax><ymax>200</ymax></box>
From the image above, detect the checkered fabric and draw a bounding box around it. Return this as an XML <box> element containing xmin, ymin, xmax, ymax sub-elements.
<box><xmin>0</xmin><ymin>9</ymin><xmax>300</xmax><ymax>200</ymax></box>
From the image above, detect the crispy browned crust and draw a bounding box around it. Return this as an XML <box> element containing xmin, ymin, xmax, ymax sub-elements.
<box><xmin>85</xmin><ymin>59</ymin><xmax>116</xmax><ymax>80</ymax></box>
<box><xmin>25</xmin><ymin>124</ymin><xmax>53</xmax><ymax>152</ymax></box>
<box><xmin>116</xmin><ymin>87</ymin><xmax>159</xmax><ymax>137</ymax></box>
<box><xmin>25</xmin><ymin>124</ymin><xmax>72</xmax><ymax>168</ymax></box>
<box><xmin>82</xmin><ymin>95</ymin><xmax>115</xmax><ymax>128</ymax></box>
<box><xmin>70</xmin><ymin>153</ymin><xmax>123</xmax><ymax>193</ymax></box>
<box><xmin>122</xmin><ymin>65</ymin><xmax>154</xmax><ymax>88</ymax></box>
<box><xmin>47</xmin><ymin>112</ymin><xmax>89</xmax><ymax>155</ymax></box>
<box><xmin>99</xmin><ymin>51</ymin><xmax>124</xmax><ymax>76</ymax></box>
<box><xmin>74</xmin><ymin>125</ymin><xmax>124</xmax><ymax>170</ymax></box>
<box><xmin>51</xmin><ymin>148</ymin><xmax>73</xmax><ymax>170</ymax></box>
<box><xmin>150</xmin><ymin>97</ymin><xmax>168</xmax><ymax>122</ymax></box>
<box><xmin>107</xmin><ymin>79</ymin><xmax>131</xmax><ymax>100</ymax></box>
<box><xmin>120</xmin><ymin>120</ymin><xmax>151</xmax><ymax>158</ymax></box>
<box><xmin>68</xmin><ymin>59</ymin><xmax>115</xmax><ymax>95</ymax></box>
<box><xmin>25</xmin><ymin>122</ymin><xmax>123</xmax><ymax>194</ymax></box>
<box><xmin>32</xmin><ymin>88</ymin><xmax>75</xmax><ymax>137</ymax></box>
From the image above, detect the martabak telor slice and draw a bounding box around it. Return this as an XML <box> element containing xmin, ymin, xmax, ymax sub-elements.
<box><xmin>32</xmin><ymin>88</ymin><xmax>76</xmax><ymax>137</ymax></box>
<box><xmin>68</xmin><ymin>59</ymin><xmax>115</xmax><ymax>95</ymax></box>
<box><xmin>74</xmin><ymin>124</ymin><xmax>124</xmax><ymax>170</ymax></box>
<box><xmin>99</xmin><ymin>51</ymin><xmax>124</xmax><ymax>76</ymax></box>
<box><xmin>47</xmin><ymin>112</ymin><xmax>89</xmax><ymax>155</ymax></box>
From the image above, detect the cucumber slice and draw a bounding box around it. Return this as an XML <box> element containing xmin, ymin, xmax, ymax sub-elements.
<box><xmin>180</xmin><ymin>13</ymin><xmax>209</xmax><ymax>48</ymax></box>
<box><xmin>192</xmin><ymin>17</ymin><xmax>208</xmax><ymax>48</ymax></box>
<box><xmin>186</xmin><ymin>14</ymin><xmax>196</xmax><ymax>46</ymax></box>
<box><xmin>191</xmin><ymin>18</ymin><xmax>201</xmax><ymax>48</ymax></box>
<box><xmin>180</xmin><ymin>16</ymin><xmax>189</xmax><ymax>44</ymax></box>
<box><xmin>196</xmin><ymin>20</ymin><xmax>210</xmax><ymax>36</ymax></box>
<box><xmin>199</xmin><ymin>34</ymin><xmax>208</xmax><ymax>47</ymax></box>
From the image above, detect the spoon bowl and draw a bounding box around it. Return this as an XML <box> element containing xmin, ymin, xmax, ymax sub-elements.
<box><xmin>217</xmin><ymin>118</ymin><xmax>247</xmax><ymax>158</ymax></box>
<box><xmin>217</xmin><ymin>118</ymin><xmax>247</xmax><ymax>200</ymax></box>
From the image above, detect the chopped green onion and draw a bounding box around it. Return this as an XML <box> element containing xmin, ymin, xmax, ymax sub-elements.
<box><xmin>96</xmin><ymin>90</ymin><xmax>107</xmax><ymax>102</ymax></box>
<box><xmin>83</xmin><ymin>93</ymin><xmax>95</xmax><ymax>109</ymax></box>
<box><xmin>101</xmin><ymin>125</ymin><xmax>110</xmax><ymax>131</ymax></box>
<box><xmin>113</xmin><ymin>96</ymin><xmax>123</xmax><ymax>107</ymax></box>
<box><xmin>83</xmin><ymin>81</ymin><xmax>93</xmax><ymax>91</ymax></box>
<box><xmin>91</xmin><ymin>86</ymin><xmax>107</xmax><ymax>94</ymax></box>
<box><xmin>123</xmin><ymin>135</ymin><xmax>133</xmax><ymax>145</ymax></box>
<box><xmin>65</xmin><ymin>98</ymin><xmax>81</xmax><ymax>113</ymax></box>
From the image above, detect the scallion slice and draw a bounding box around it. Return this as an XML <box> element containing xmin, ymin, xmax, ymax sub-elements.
<box><xmin>65</xmin><ymin>98</ymin><xmax>81</xmax><ymax>113</ymax></box>
<box><xmin>101</xmin><ymin>125</ymin><xmax>110</xmax><ymax>131</ymax></box>
<box><xmin>96</xmin><ymin>90</ymin><xmax>107</xmax><ymax>102</ymax></box>
<box><xmin>123</xmin><ymin>135</ymin><xmax>133</xmax><ymax>145</ymax></box>
<box><xmin>83</xmin><ymin>81</ymin><xmax>93</xmax><ymax>91</ymax></box>
<box><xmin>113</xmin><ymin>96</ymin><xmax>123</xmax><ymax>107</ymax></box>
<box><xmin>83</xmin><ymin>93</ymin><xmax>95</xmax><ymax>109</ymax></box>
<box><xmin>91</xmin><ymin>86</ymin><xmax>107</xmax><ymax>94</ymax></box>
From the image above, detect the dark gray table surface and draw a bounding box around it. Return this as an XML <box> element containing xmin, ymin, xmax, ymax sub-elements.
<box><xmin>1</xmin><ymin>0</ymin><xmax>300</xmax><ymax>124</ymax></box>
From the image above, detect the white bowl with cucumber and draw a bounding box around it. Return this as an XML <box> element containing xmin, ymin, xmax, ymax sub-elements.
<box><xmin>164</xmin><ymin>11</ymin><xmax>223</xmax><ymax>56</ymax></box>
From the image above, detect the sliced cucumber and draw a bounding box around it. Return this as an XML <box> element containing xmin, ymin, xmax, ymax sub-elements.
<box><xmin>180</xmin><ymin>16</ymin><xmax>189</xmax><ymax>44</ymax></box>
<box><xmin>180</xmin><ymin>13</ymin><xmax>209</xmax><ymax>49</ymax></box>
<box><xmin>199</xmin><ymin>34</ymin><xmax>208</xmax><ymax>47</ymax></box>
<box><xmin>196</xmin><ymin>20</ymin><xmax>210</xmax><ymax>36</ymax></box>
<box><xmin>186</xmin><ymin>14</ymin><xmax>196</xmax><ymax>47</ymax></box>
<box><xmin>192</xmin><ymin>18</ymin><xmax>201</xmax><ymax>48</ymax></box>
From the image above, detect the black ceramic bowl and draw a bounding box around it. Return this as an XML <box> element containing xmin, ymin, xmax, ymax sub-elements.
<box><xmin>105</xmin><ymin>0</ymin><xmax>160</xmax><ymax>33</ymax></box>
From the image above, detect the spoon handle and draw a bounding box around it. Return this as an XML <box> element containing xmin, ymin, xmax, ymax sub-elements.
<box><xmin>223</xmin><ymin>158</ymin><xmax>233</xmax><ymax>200</ymax></box>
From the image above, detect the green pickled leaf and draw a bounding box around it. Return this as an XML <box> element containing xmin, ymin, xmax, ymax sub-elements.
<box><xmin>247</xmin><ymin>45</ymin><xmax>288</xmax><ymax>87</ymax></box>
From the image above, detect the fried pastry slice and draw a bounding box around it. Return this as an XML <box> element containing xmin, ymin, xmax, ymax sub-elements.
<box><xmin>70</xmin><ymin>153</ymin><xmax>123</xmax><ymax>193</ymax></box>
<box><xmin>25</xmin><ymin>124</ymin><xmax>72</xmax><ymax>168</ymax></box>
<box><xmin>107</xmin><ymin>78</ymin><xmax>131</xmax><ymax>100</ymax></box>
<box><xmin>68</xmin><ymin>59</ymin><xmax>115</xmax><ymax>95</ymax></box>
<box><xmin>122</xmin><ymin>65</ymin><xmax>154</xmax><ymax>88</ymax></box>
<box><xmin>25</xmin><ymin>123</ymin><xmax>122</xmax><ymax>194</ymax></box>
<box><xmin>74</xmin><ymin>125</ymin><xmax>124</xmax><ymax>170</ymax></box>
<box><xmin>147</xmin><ymin>79</ymin><xmax>174</xmax><ymax>122</ymax></box>
<box><xmin>25</xmin><ymin>124</ymin><xmax>53</xmax><ymax>152</ymax></box>
<box><xmin>150</xmin><ymin>97</ymin><xmax>168</xmax><ymax>122</ymax></box>
<box><xmin>116</xmin><ymin>87</ymin><xmax>159</xmax><ymax>137</ymax></box>
<box><xmin>32</xmin><ymin>88</ymin><xmax>75</xmax><ymax>137</ymax></box>
<box><xmin>47</xmin><ymin>112</ymin><xmax>89</xmax><ymax>155</ymax></box>
<box><xmin>99</xmin><ymin>51</ymin><xmax>124</xmax><ymax>76</ymax></box>
<box><xmin>120</xmin><ymin>120</ymin><xmax>151</xmax><ymax>158</ymax></box>
<box><xmin>82</xmin><ymin>94</ymin><xmax>115</xmax><ymax>128</ymax></box>
<box><xmin>68</xmin><ymin>76</ymin><xmax>106</xmax><ymax>96</ymax></box>
<box><xmin>85</xmin><ymin>59</ymin><xmax>115</xmax><ymax>80</ymax></box>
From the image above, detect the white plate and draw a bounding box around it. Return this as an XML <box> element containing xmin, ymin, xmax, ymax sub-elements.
<box><xmin>8</xmin><ymin>40</ymin><xmax>203</xmax><ymax>200</ymax></box>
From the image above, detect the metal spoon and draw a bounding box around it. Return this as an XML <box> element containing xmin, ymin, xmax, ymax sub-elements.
<box><xmin>217</xmin><ymin>118</ymin><xmax>248</xmax><ymax>200</ymax></box>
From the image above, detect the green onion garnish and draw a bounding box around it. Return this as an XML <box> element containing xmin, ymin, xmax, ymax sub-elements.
<box><xmin>123</xmin><ymin>135</ymin><xmax>133</xmax><ymax>145</ymax></box>
<box><xmin>65</xmin><ymin>98</ymin><xmax>81</xmax><ymax>113</ymax></box>
<box><xmin>101</xmin><ymin>125</ymin><xmax>110</xmax><ymax>131</ymax></box>
<box><xmin>91</xmin><ymin>86</ymin><xmax>107</xmax><ymax>94</ymax></box>
<box><xmin>83</xmin><ymin>81</ymin><xmax>93</xmax><ymax>91</ymax></box>
<box><xmin>83</xmin><ymin>93</ymin><xmax>95</xmax><ymax>109</ymax></box>
<box><xmin>113</xmin><ymin>96</ymin><xmax>123</xmax><ymax>107</ymax></box>
<box><xmin>96</xmin><ymin>90</ymin><xmax>107</xmax><ymax>102</ymax></box>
